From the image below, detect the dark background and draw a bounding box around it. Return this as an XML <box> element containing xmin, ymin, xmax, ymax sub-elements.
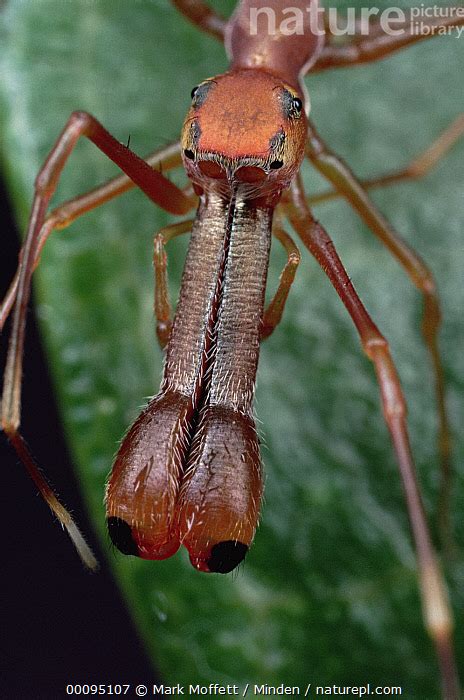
<box><xmin>0</xmin><ymin>180</ymin><xmax>159</xmax><ymax>699</ymax></box>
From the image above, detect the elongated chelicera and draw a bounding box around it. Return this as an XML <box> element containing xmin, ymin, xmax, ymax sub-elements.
<box><xmin>107</xmin><ymin>66</ymin><xmax>308</xmax><ymax>572</ymax></box>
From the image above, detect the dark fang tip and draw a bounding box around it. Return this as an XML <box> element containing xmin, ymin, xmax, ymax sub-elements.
<box><xmin>107</xmin><ymin>517</ymin><xmax>139</xmax><ymax>556</ymax></box>
<box><xmin>184</xmin><ymin>149</ymin><xmax>195</xmax><ymax>160</ymax></box>
<box><xmin>270</xmin><ymin>160</ymin><xmax>284</xmax><ymax>170</ymax></box>
<box><xmin>207</xmin><ymin>541</ymin><xmax>248</xmax><ymax>574</ymax></box>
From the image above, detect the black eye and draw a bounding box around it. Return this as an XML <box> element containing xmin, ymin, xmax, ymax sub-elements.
<box><xmin>281</xmin><ymin>89</ymin><xmax>303</xmax><ymax>120</ymax></box>
<box><xmin>292</xmin><ymin>97</ymin><xmax>303</xmax><ymax>114</ymax></box>
<box><xmin>190</xmin><ymin>81</ymin><xmax>215</xmax><ymax>108</ymax></box>
<box><xmin>270</xmin><ymin>160</ymin><xmax>284</xmax><ymax>170</ymax></box>
<box><xmin>184</xmin><ymin>149</ymin><xmax>195</xmax><ymax>161</ymax></box>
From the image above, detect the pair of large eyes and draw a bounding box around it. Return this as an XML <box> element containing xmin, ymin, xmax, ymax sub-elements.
<box><xmin>190</xmin><ymin>84</ymin><xmax>303</xmax><ymax>118</ymax></box>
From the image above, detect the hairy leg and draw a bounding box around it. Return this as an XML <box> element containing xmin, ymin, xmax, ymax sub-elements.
<box><xmin>305</xmin><ymin>117</ymin><xmax>459</xmax><ymax>551</ymax></box>
<box><xmin>1</xmin><ymin>114</ymin><xmax>192</xmax><ymax>566</ymax></box>
<box><xmin>307</xmin><ymin>116</ymin><xmax>464</xmax><ymax>206</ymax></box>
<box><xmin>287</xmin><ymin>174</ymin><xmax>459</xmax><ymax>699</ymax></box>
<box><xmin>1</xmin><ymin>142</ymin><xmax>186</xmax><ymax>330</ymax></box>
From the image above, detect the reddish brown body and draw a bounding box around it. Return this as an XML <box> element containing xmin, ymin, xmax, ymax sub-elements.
<box><xmin>106</xmin><ymin>0</ymin><xmax>315</xmax><ymax>572</ymax></box>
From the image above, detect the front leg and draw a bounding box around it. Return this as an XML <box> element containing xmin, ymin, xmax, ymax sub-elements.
<box><xmin>305</xmin><ymin>117</ymin><xmax>457</xmax><ymax>550</ymax></box>
<box><xmin>286</xmin><ymin>175</ymin><xmax>459</xmax><ymax>700</ymax></box>
<box><xmin>1</xmin><ymin>142</ymin><xmax>187</xmax><ymax>331</ymax></box>
<box><xmin>1</xmin><ymin>112</ymin><xmax>192</xmax><ymax>567</ymax></box>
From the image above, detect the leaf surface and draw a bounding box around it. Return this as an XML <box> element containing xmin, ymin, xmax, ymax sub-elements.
<box><xmin>1</xmin><ymin>2</ymin><xmax>463</xmax><ymax>696</ymax></box>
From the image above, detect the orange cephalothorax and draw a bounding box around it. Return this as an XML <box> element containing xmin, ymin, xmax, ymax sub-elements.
<box><xmin>181</xmin><ymin>69</ymin><xmax>307</xmax><ymax>199</ymax></box>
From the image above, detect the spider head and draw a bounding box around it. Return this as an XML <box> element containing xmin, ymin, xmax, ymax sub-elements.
<box><xmin>181</xmin><ymin>69</ymin><xmax>307</xmax><ymax>202</ymax></box>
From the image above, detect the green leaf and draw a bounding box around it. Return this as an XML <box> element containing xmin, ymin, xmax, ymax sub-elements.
<box><xmin>1</xmin><ymin>1</ymin><xmax>463</xmax><ymax>696</ymax></box>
